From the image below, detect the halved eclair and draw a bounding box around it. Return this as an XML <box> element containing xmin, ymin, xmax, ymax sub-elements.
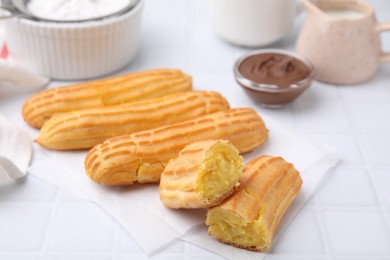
<box><xmin>206</xmin><ymin>155</ymin><xmax>302</xmax><ymax>252</ymax></box>
<box><xmin>160</xmin><ymin>139</ymin><xmax>244</xmax><ymax>209</ymax></box>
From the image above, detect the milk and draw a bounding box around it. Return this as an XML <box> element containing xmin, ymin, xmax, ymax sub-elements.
<box><xmin>210</xmin><ymin>0</ymin><xmax>300</xmax><ymax>47</ymax></box>
<box><xmin>325</xmin><ymin>9</ymin><xmax>365</xmax><ymax>19</ymax></box>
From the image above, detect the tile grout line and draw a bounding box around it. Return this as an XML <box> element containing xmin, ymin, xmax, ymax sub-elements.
<box><xmin>340</xmin><ymin>99</ymin><xmax>390</xmax><ymax>233</ymax></box>
<box><xmin>38</xmin><ymin>186</ymin><xmax>61</xmax><ymax>257</ymax></box>
<box><xmin>293</xmin><ymin>87</ymin><xmax>340</xmax><ymax>259</ymax></box>
<box><xmin>314</xmin><ymin>207</ymin><xmax>333</xmax><ymax>258</ymax></box>
<box><xmin>111</xmin><ymin>221</ymin><xmax>124</xmax><ymax>258</ymax></box>
<box><xmin>309</xmin><ymin>205</ymin><xmax>386</xmax><ymax>211</ymax></box>
<box><xmin>184</xmin><ymin>0</ymin><xmax>191</xmax><ymax>74</ymax></box>
<box><xmin>295</xmin><ymin>82</ymin><xmax>390</xmax><ymax>258</ymax></box>
<box><xmin>291</xmin><ymin>97</ymin><xmax>300</xmax><ymax>130</ymax></box>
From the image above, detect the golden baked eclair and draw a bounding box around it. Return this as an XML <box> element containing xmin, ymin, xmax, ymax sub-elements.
<box><xmin>85</xmin><ymin>108</ymin><xmax>268</xmax><ymax>185</ymax></box>
<box><xmin>160</xmin><ymin>139</ymin><xmax>244</xmax><ymax>209</ymax></box>
<box><xmin>22</xmin><ymin>69</ymin><xmax>192</xmax><ymax>128</ymax></box>
<box><xmin>206</xmin><ymin>155</ymin><xmax>302</xmax><ymax>252</ymax></box>
<box><xmin>36</xmin><ymin>91</ymin><xmax>229</xmax><ymax>150</ymax></box>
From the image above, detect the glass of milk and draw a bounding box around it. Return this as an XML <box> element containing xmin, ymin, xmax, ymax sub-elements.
<box><xmin>210</xmin><ymin>0</ymin><xmax>301</xmax><ymax>47</ymax></box>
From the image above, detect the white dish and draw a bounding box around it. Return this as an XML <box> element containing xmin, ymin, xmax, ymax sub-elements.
<box><xmin>3</xmin><ymin>0</ymin><xmax>143</xmax><ymax>80</ymax></box>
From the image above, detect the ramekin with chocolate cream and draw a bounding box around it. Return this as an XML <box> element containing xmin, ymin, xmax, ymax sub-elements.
<box><xmin>234</xmin><ymin>49</ymin><xmax>314</xmax><ymax>108</ymax></box>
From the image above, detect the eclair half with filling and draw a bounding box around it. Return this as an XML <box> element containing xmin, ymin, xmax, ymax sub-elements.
<box><xmin>160</xmin><ymin>139</ymin><xmax>244</xmax><ymax>209</ymax></box>
<box><xmin>206</xmin><ymin>155</ymin><xmax>302</xmax><ymax>252</ymax></box>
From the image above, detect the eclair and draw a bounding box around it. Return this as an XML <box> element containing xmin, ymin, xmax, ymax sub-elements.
<box><xmin>22</xmin><ymin>68</ymin><xmax>192</xmax><ymax>128</ymax></box>
<box><xmin>160</xmin><ymin>139</ymin><xmax>244</xmax><ymax>208</ymax></box>
<box><xmin>36</xmin><ymin>91</ymin><xmax>229</xmax><ymax>150</ymax></box>
<box><xmin>206</xmin><ymin>155</ymin><xmax>302</xmax><ymax>252</ymax></box>
<box><xmin>85</xmin><ymin>108</ymin><xmax>268</xmax><ymax>185</ymax></box>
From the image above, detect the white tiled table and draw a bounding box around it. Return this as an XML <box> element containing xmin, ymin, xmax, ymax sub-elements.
<box><xmin>1</xmin><ymin>0</ymin><xmax>390</xmax><ymax>259</ymax></box>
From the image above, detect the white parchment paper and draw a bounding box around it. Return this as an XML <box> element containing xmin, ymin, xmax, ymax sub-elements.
<box><xmin>29</xmin><ymin>115</ymin><xmax>339</xmax><ymax>257</ymax></box>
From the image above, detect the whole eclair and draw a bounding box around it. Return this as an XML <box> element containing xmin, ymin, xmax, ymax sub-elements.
<box><xmin>36</xmin><ymin>91</ymin><xmax>229</xmax><ymax>150</ymax></box>
<box><xmin>85</xmin><ymin>108</ymin><xmax>268</xmax><ymax>185</ymax></box>
<box><xmin>22</xmin><ymin>68</ymin><xmax>192</xmax><ymax>128</ymax></box>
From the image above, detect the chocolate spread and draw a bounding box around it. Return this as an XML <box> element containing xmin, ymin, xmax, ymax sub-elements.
<box><xmin>238</xmin><ymin>53</ymin><xmax>311</xmax><ymax>87</ymax></box>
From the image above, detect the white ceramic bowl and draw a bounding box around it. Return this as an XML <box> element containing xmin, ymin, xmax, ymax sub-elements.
<box><xmin>4</xmin><ymin>0</ymin><xmax>143</xmax><ymax>80</ymax></box>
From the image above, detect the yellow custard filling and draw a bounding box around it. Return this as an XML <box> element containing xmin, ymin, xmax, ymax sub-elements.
<box><xmin>207</xmin><ymin>207</ymin><xmax>271</xmax><ymax>250</ymax></box>
<box><xmin>197</xmin><ymin>142</ymin><xmax>243</xmax><ymax>202</ymax></box>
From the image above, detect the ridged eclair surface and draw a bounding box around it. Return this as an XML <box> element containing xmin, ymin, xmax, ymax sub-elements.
<box><xmin>36</xmin><ymin>91</ymin><xmax>229</xmax><ymax>150</ymax></box>
<box><xmin>160</xmin><ymin>139</ymin><xmax>244</xmax><ymax>209</ymax></box>
<box><xmin>206</xmin><ymin>155</ymin><xmax>302</xmax><ymax>252</ymax></box>
<box><xmin>22</xmin><ymin>69</ymin><xmax>192</xmax><ymax>128</ymax></box>
<box><xmin>85</xmin><ymin>108</ymin><xmax>268</xmax><ymax>185</ymax></box>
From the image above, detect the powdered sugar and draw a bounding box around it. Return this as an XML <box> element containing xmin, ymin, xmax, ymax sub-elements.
<box><xmin>27</xmin><ymin>0</ymin><xmax>132</xmax><ymax>21</ymax></box>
